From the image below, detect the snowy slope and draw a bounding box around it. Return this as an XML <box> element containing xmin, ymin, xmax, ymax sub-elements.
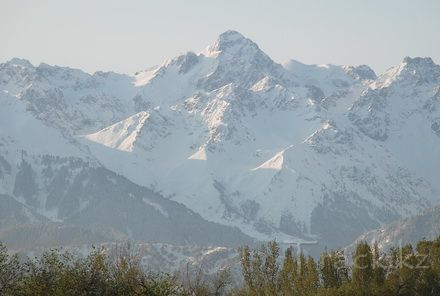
<box><xmin>0</xmin><ymin>70</ymin><xmax>252</xmax><ymax>247</ymax></box>
<box><xmin>0</xmin><ymin>58</ymin><xmax>137</xmax><ymax>134</ymax></box>
<box><xmin>350</xmin><ymin>57</ymin><xmax>440</xmax><ymax>199</ymax></box>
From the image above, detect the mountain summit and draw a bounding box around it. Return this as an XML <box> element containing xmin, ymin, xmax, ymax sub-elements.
<box><xmin>204</xmin><ymin>30</ymin><xmax>260</xmax><ymax>57</ymax></box>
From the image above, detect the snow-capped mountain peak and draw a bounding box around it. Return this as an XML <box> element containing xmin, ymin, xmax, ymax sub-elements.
<box><xmin>372</xmin><ymin>56</ymin><xmax>440</xmax><ymax>89</ymax></box>
<box><xmin>202</xmin><ymin>30</ymin><xmax>258</xmax><ymax>58</ymax></box>
<box><xmin>402</xmin><ymin>56</ymin><xmax>436</xmax><ymax>68</ymax></box>
<box><xmin>6</xmin><ymin>57</ymin><xmax>34</xmax><ymax>68</ymax></box>
<box><xmin>342</xmin><ymin>64</ymin><xmax>377</xmax><ymax>81</ymax></box>
<box><xmin>198</xmin><ymin>31</ymin><xmax>294</xmax><ymax>92</ymax></box>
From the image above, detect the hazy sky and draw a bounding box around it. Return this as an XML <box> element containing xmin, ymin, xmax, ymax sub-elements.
<box><xmin>1</xmin><ymin>0</ymin><xmax>439</xmax><ymax>75</ymax></box>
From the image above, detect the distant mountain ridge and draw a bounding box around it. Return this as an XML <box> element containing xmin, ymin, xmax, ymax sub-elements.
<box><xmin>0</xmin><ymin>30</ymin><xmax>439</xmax><ymax>250</ymax></box>
<box><xmin>347</xmin><ymin>206</ymin><xmax>440</xmax><ymax>253</ymax></box>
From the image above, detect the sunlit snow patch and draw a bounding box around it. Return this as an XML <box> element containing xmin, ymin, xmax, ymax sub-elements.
<box><xmin>251</xmin><ymin>145</ymin><xmax>293</xmax><ymax>171</ymax></box>
<box><xmin>188</xmin><ymin>147</ymin><xmax>207</xmax><ymax>160</ymax></box>
<box><xmin>83</xmin><ymin>111</ymin><xmax>149</xmax><ymax>152</ymax></box>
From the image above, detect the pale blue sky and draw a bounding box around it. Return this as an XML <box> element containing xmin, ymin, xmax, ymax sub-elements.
<box><xmin>1</xmin><ymin>0</ymin><xmax>439</xmax><ymax>75</ymax></box>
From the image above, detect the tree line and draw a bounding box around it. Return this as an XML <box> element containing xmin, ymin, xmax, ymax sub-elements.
<box><xmin>238</xmin><ymin>238</ymin><xmax>440</xmax><ymax>296</ymax></box>
<box><xmin>0</xmin><ymin>237</ymin><xmax>439</xmax><ymax>295</ymax></box>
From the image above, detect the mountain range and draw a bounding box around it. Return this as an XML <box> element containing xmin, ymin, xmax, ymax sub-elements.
<box><xmin>1</xmin><ymin>30</ymin><xmax>439</xmax><ymax>252</ymax></box>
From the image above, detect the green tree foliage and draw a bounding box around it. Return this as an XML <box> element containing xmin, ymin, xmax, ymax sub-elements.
<box><xmin>351</xmin><ymin>241</ymin><xmax>374</xmax><ymax>295</ymax></box>
<box><xmin>303</xmin><ymin>256</ymin><xmax>319</xmax><ymax>296</ymax></box>
<box><xmin>0</xmin><ymin>242</ymin><xmax>22</xmax><ymax>296</ymax></box>
<box><xmin>239</xmin><ymin>238</ymin><xmax>440</xmax><ymax>296</ymax></box>
<box><xmin>319</xmin><ymin>249</ymin><xmax>348</xmax><ymax>289</ymax></box>
<box><xmin>239</xmin><ymin>240</ymin><xmax>280</xmax><ymax>296</ymax></box>
<box><xmin>1</xmin><ymin>237</ymin><xmax>440</xmax><ymax>295</ymax></box>
<box><xmin>278</xmin><ymin>247</ymin><xmax>297</xmax><ymax>295</ymax></box>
